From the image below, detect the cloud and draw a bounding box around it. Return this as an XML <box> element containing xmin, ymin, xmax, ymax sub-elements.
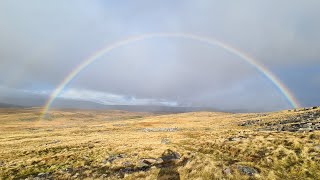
<box><xmin>58</xmin><ymin>88</ymin><xmax>178</xmax><ymax>106</ymax></box>
<box><xmin>26</xmin><ymin>88</ymin><xmax>178</xmax><ymax>107</ymax></box>
<box><xmin>0</xmin><ymin>1</ymin><xmax>319</xmax><ymax>110</ymax></box>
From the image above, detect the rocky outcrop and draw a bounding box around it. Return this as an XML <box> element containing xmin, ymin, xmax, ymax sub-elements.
<box><xmin>142</xmin><ymin>128</ymin><xmax>179</xmax><ymax>132</ymax></box>
<box><xmin>240</xmin><ymin>107</ymin><xmax>320</xmax><ymax>133</ymax></box>
<box><xmin>237</xmin><ymin>165</ymin><xmax>259</xmax><ymax>176</ymax></box>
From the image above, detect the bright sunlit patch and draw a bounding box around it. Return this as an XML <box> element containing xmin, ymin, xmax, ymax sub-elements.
<box><xmin>42</xmin><ymin>33</ymin><xmax>301</xmax><ymax>119</ymax></box>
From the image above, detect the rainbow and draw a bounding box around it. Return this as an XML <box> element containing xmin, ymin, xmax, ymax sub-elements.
<box><xmin>41</xmin><ymin>32</ymin><xmax>300</xmax><ymax>118</ymax></box>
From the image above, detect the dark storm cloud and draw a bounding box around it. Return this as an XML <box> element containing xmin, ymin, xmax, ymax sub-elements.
<box><xmin>0</xmin><ymin>0</ymin><xmax>319</xmax><ymax>110</ymax></box>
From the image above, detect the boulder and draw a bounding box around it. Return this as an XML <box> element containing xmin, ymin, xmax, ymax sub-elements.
<box><xmin>223</xmin><ymin>167</ymin><xmax>232</xmax><ymax>175</ymax></box>
<box><xmin>140</xmin><ymin>158</ymin><xmax>158</xmax><ymax>165</ymax></box>
<box><xmin>237</xmin><ymin>165</ymin><xmax>259</xmax><ymax>176</ymax></box>
<box><xmin>161</xmin><ymin>138</ymin><xmax>170</xmax><ymax>144</ymax></box>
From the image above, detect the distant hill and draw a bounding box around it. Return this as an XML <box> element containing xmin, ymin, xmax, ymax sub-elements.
<box><xmin>50</xmin><ymin>99</ymin><xmax>222</xmax><ymax>114</ymax></box>
<box><xmin>0</xmin><ymin>92</ymin><xmax>266</xmax><ymax>113</ymax></box>
<box><xmin>0</xmin><ymin>102</ymin><xmax>24</xmax><ymax>108</ymax></box>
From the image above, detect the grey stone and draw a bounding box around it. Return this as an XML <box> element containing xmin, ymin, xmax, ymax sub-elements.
<box><xmin>136</xmin><ymin>162</ymin><xmax>151</xmax><ymax>171</ymax></box>
<box><xmin>313</xmin><ymin>145</ymin><xmax>320</xmax><ymax>151</ymax></box>
<box><xmin>142</xmin><ymin>128</ymin><xmax>179</xmax><ymax>132</ymax></box>
<box><xmin>106</xmin><ymin>154</ymin><xmax>125</xmax><ymax>163</ymax></box>
<box><xmin>122</xmin><ymin>161</ymin><xmax>132</xmax><ymax>167</ymax></box>
<box><xmin>161</xmin><ymin>138</ymin><xmax>170</xmax><ymax>144</ymax></box>
<box><xmin>65</xmin><ymin>167</ymin><xmax>73</xmax><ymax>173</ymax></box>
<box><xmin>237</xmin><ymin>165</ymin><xmax>258</xmax><ymax>176</ymax></box>
<box><xmin>223</xmin><ymin>167</ymin><xmax>232</xmax><ymax>175</ymax></box>
<box><xmin>140</xmin><ymin>158</ymin><xmax>158</xmax><ymax>165</ymax></box>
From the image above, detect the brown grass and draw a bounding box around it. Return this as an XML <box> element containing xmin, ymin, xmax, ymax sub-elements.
<box><xmin>0</xmin><ymin>108</ymin><xmax>320</xmax><ymax>179</ymax></box>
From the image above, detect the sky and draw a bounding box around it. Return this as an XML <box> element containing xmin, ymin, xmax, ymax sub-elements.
<box><xmin>0</xmin><ymin>0</ymin><xmax>319</xmax><ymax>112</ymax></box>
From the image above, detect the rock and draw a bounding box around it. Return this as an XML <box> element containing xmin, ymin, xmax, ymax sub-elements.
<box><xmin>88</xmin><ymin>144</ymin><xmax>94</xmax><ymax>148</ymax></box>
<box><xmin>37</xmin><ymin>173</ymin><xmax>47</xmax><ymax>178</ymax></box>
<box><xmin>36</xmin><ymin>172</ymin><xmax>52</xmax><ymax>179</ymax></box>
<box><xmin>239</xmin><ymin>120</ymin><xmax>261</xmax><ymax>126</ymax></box>
<box><xmin>223</xmin><ymin>167</ymin><xmax>232</xmax><ymax>175</ymax></box>
<box><xmin>228</xmin><ymin>136</ymin><xmax>246</xmax><ymax>142</ymax></box>
<box><xmin>156</xmin><ymin>158</ymin><xmax>164</xmax><ymax>164</ymax></box>
<box><xmin>277</xmin><ymin>125</ymin><xmax>284</xmax><ymax>132</ymax></box>
<box><xmin>122</xmin><ymin>161</ymin><xmax>132</xmax><ymax>167</ymax></box>
<box><xmin>106</xmin><ymin>154</ymin><xmax>125</xmax><ymax>163</ymax></box>
<box><xmin>136</xmin><ymin>162</ymin><xmax>151</xmax><ymax>171</ymax></box>
<box><xmin>121</xmin><ymin>167</ymin><xmax>135</xmax><ymax>174</ymax></box>
<box><xmin>298</xmin><ymin>128</ymin><xmax>314</xmax><ymax>133</ymax></box>
<box><xmin>302</xmin><ymin>123</ymin><xmax>313</xmax><ymax>128</ymax></box>
<box><xmin>142</xmin><ymin>128</ymin><xmax>179</xmax><ymax>132</ymax></box>
<box><xmin>140</xmin><ymin>158</ymin><xmax>158</xmax><ymax>165</ymax></box>
<box><xmin>312</xmin><ymin>106</ymin><xmax>318</xmax><ymax>109</ymax></box>
<box><xmin>161</xmin><ymin>138</ymin><xmax>170</xmax><ymax>144</ymax></box>
<box><xmin>313</xmin><ymin>145</ymin><xmax>320</xmax><ymax>151</ymax></box>
<box><xmin>237</xmin><ymin>165</ymin><xmax>258</xmax><ymax>176</ymax></box>
<box><xmin>65</xmin><ymin>167</ymin><xmax>73</xmax><ymax>174</ymax></box>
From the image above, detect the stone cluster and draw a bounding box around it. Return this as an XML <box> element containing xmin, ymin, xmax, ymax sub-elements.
<box><xmin>239</xmin><ymin>107</ymin><xmax>320</xmax><ymax>133</ymax></box>
<box><xmin>142</xmin><ymin>127</ymin><xmax>179</xmax><ymax>132</ymax></box>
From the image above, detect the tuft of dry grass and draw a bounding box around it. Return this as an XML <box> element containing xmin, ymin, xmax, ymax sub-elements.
<box><xmin>0</xmin><ymin>108</ymin><xmax>320</xmax><ymax>179</ymax></box>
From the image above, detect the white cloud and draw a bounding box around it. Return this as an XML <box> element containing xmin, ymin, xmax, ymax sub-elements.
<box><xmin>58</xmin><ymin>88</ymin><xmax>178</xmax><ymax>106</ymax></box>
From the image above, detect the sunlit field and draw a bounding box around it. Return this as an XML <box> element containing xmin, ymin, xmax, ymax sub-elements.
<box><xmin>1</xmin><ymin>107</ymin><xmax>320</xmax><ymax>179</ymax></box>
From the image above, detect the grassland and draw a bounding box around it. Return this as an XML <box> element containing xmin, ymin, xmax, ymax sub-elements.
<box><xmin>0</xmin><ymin>107</ymin><xmax>320</xmax><ymax>179</ymax></box>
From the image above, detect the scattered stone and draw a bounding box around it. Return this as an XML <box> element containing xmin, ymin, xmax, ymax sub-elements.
<box><xmin>237</xmin><ymin>165</ymin><xmax>259</xmax><ymax>176</ymax></box>
<box><xmin>36</xmin><ymin>172</ymin><xmax>52</xmax><ymax>180</ymax></box>
<box><xmin>88</xmin><ymin>144</ymin><xmax>94</xmax><ymax>149</ymax></box>
<box><xmin>122</xmin><ymin>161</ymin><xmax>133</xmax><ymax>167</ymax></box>
<box><xmin>313</xmin><ymin>145</ymin><xmax>320</xmax><ymax>151</ymax></box>
<box><xmin>227</xmin><ymin>136</ymin><xmax>246</xmax><ymax>142</ymax></box>
<box><xmin>239</xmin><ymin>120</ymin><xmax>261</xmax><ymax>126</ymax></box>
<box><xmin>156</xmin><ymin>158</ymin><xmax>164</xmax><ymax>164</ymax></box>
<box><xmin>298</xmin><ymin>128</ymin><xmax>314</xmax><ymax>133</ymax></box>
<box><xmin>142</xmin><ymin>128</ymin><xmax>179</xmax><ymax>132</ymax></box>
<box><xmin>140</xmin><ymin>158</ymin><xmax>158</xmax><ymax>165</ymax></box>
<box><xmin>65</xmin><ymin>167</ymin><xmax>73</xmax><ymax>174</ymax></box>
<box><xmin>255</xmin><ymin>109</ymin><xmax>320</xmax><ymax>133</ymax></box>
<box><xmin>136</xmin><ymin>162</ymin><xmax>151</xmax><ymax>171</ymax></box>
<box><xmin>106</xmin><ymin>154</ymin><xmax>125</xmax><ymax>163</ymax></box>
<box><xmin>161</xmin><ymin>138</ymin><xmax>170</xmax><ymax>144</ymax></box>
<box><xmin>223</xmin><ymin>167</ymin><xmax>232</xmax><ymax>175</ymax></box>
<box><xmin>119</xmin><ymin>167</ymin><xmax>135</xmax><ymax>174</ymax></box>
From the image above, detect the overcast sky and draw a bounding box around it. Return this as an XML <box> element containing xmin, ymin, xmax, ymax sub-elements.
<box><xmin>0</xmin><ymin>0</ymin><xmax>319</xmax><ymax>111</ymax></box>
